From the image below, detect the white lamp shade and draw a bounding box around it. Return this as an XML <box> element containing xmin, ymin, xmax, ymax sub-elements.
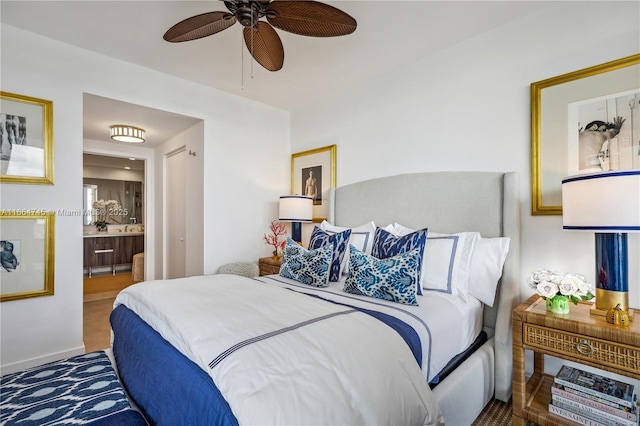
<box><xmin>279</xmin><ymin>196</ymin><xmax>313</xmax><ymax>222</ymax></box>
<box><xmin>562</xmin><ymin>170</ymin><xmax>640</xmax><ymax>232</ymax></box>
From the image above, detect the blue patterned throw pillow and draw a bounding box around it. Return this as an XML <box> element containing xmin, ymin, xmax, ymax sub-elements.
<box><xmin>280</xmin><ymin>238</ymin><xmax>333</xmax><ymax>287</ymax></box>
<box><xmin>344</xmin><ymin>245</ymin><xmax>419</xmax><ymax>306</ymax></box>
<box><xmin>308</xmin><ymin>226</ymin><xmax>351</xmax><ymax>282</ymax></box>
<box><xmin>371</xmin><ymin>227</ymin><xmax>428</xmax><ymax>295</ymax></box>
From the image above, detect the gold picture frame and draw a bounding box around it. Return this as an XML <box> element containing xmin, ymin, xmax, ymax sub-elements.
<box><xmin>291</xmin><ymin>144</ymin><xmax>337</xmax><ymax>222</ymax></box>
<box><xmin>0</xmin><ymin>91</ymin><xmax>54</xmax><ymax>185</ymax></box>
<box><xmin>531</xmin><ymin>54</ymin><xmax>640</xmax><ymax>215</ymax></box>
<box><xmin>0</xmin><ymin>211</ymin><xmax>55</xmax><ymax>302</ymax></box>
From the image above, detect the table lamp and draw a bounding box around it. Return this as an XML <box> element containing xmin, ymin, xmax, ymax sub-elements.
<box><xmin>562</xmin><ymin>170</ymin><xmax>640</xmax><ymax>316</ymax></box>
<box><xmin>278</xmin><ymin>195</ymin><xmax>313</xmax><ymax>243</ymax></box>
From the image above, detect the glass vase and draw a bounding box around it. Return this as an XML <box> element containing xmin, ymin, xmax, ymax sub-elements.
<box><xmin>546</xmin><ymin>295</ymin><xmax>570</xmax><ymax>314</ymax></box>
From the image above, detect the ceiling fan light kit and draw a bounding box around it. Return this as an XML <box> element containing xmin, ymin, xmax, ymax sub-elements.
<box><xmin>110</xmin><ymin>125</ymin><xmax>145</xmax><ymax>143</ymax></box>
<box><xmin>163</xmin><ymin>0</ymin><xmax>357</xmax><ymax>72</ymax></box>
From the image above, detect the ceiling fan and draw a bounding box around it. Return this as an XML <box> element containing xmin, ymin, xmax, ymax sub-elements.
<box><xmin>163</xmin><ymin>0</ymin><xmax>357</xmax><ymax>72</ymax></box>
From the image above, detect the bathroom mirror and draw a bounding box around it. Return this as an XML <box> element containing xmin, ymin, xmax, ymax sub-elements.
<box><xmin>83</xmin><ymin>178</ymin><xmax>144</xmax><ymax>225</ymax></box>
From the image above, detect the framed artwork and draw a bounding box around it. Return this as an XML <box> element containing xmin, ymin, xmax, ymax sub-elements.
<box><xmin>0</xmin><ymin>91</ymin><xmax>54</xmax><ymax>185</ymax></box>
<box><xmin>291</xmin><ymin>144</ymin><xmax>336</xmax><ymax>222</ymax></box>
<box><xmin>0</xmin><ymin>211</ymin><xmax>55</xmax><ymax>302</ymax></box>
<box><xmin>530</xmin><ymin>54</ymin><xmax>640</xmax><ymax>215</ymax></box>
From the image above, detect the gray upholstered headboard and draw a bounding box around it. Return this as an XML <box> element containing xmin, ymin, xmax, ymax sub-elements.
<box><xmin>328</xmin><ymin>171</ymin><xmax>520</xmax><ymax>401</ymax></box>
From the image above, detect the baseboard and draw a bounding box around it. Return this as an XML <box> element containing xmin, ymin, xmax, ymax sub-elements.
<box><xmin>0</xmin><ymin>345</ymin><xmax>86</xmax><ymax>376</ymax></box>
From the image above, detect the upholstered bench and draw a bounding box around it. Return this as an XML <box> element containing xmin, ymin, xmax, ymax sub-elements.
<box><xmin>0</xmin><ymin>351</ymin><xmax>146</xmax><ymax>425</ymax></box>
<box><xmin>131</xmin><ymin>252</ymin><xmax>144</xmax><ymax>282</ymax></box>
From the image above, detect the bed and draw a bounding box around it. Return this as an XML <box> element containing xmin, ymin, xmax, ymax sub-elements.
<box><xmin>110</xmin><ymin>171</ymin><xmax>520</xmax><ymax>425</ymax></box>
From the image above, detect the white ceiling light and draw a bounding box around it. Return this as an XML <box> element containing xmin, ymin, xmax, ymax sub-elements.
<box><xmin>110</xmin><ymin>125</ymin><xmax>145</xmax><ymax>143</ymax></box>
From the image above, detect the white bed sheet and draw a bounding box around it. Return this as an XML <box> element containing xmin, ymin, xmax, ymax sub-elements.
<box><xmin>258</xmin><ymin>274</ymin><xmax>484</xmax><ymax>383</ymax></box>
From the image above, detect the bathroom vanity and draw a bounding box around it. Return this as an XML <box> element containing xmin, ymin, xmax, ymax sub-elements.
<box><xmin>83</xmin><ymin>232</ymin><xmax>144</xmax><ymax>277</ymax></box>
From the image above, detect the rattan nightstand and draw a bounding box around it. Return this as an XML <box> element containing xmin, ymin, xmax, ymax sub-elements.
<box><xmin>258</xmin><ymin>256</ymin><xmax>282</xmax><ymax>276</ymax></box>
<box><xmin>512</xmin><ymin>294</ymin><xmax>640</xmax><ymax>425</ymax></box>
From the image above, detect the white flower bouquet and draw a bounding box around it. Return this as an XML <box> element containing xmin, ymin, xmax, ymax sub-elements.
<box><xmin>93</xmin><ymin>199</ymin><xmax>121</xmax><ymax>229</ymax></box>
<box><xmin>527</xmin><ymin>268</ymin><xmax>594</xmax><ymax>305</ymax></box>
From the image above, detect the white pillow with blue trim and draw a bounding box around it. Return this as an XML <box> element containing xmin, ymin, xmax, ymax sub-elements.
<box><xmin>394</xmin><ymin>223</ymin><xmax>479</xmax><ymax>303</ymax></box>
<box><xmin>344</xmin><ymin>245</ymin><xmax>420</xmax><ymax>306</ymax></box>
<box><xmin>280</xmin><ymin>238</ymin><xmax>333</xmax><ymax>287</ymax></box>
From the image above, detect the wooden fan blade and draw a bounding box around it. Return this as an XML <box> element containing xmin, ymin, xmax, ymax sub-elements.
<box><xmin>266</xmin><ymin>0</ymin><xmax>356</xmax><ymax>37</ymax></box>
<box><xmin>243</xmin><ymin>22</ymin><xmax>284</xmax><ymax>71</ymax></box>
<box><xmin>164</xmin><ymin>11</ymin><xmax>236</xmax><ymax>42</ymax></box>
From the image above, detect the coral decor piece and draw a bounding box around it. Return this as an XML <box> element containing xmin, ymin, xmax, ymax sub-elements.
<box><xmin>264</xmin><ymin>220</ymin><xmax>287</xmax><ymax>257</ymax></box>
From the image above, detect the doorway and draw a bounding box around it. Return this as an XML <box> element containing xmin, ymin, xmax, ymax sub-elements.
<box><xmin>82</xmin><ymin>153</ymin><xmax>147</xmax><ymax>352</ymax></box>
<box><xmin>82</xmin><ymin>153</ymin><xmax>146</xmax><ymax>293</ymax></box>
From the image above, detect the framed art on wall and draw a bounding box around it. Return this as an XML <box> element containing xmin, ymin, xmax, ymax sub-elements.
<box><xmin>530</xmin><ymin>54</ymin><xmax>640</xmax><ymax>215</ymax></box>
<box><xmin>291</xmin><ymin>144</ymin><xmax>336</xmax><ymax>222</ymax></box>
<box><xmin>0</xmin><ymin>91</ymin><xmax>54</xmax><ymax>185</ymax></box>
<box><xmin>0</xmin><ymin>211</ymin><xmax>55</xmax><ymax>302</ymax></box>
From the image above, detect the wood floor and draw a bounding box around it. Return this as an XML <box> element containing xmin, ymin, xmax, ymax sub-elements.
<box><xmin>83</xmin><ymin>272</ymin><xmax>135</xmax><ymax>353</ymax></box>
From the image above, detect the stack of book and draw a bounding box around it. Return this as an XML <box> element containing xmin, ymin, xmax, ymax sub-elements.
<box><xmin>549</xmin><ymin>365</ymin><xmax>638</xmax><ymax>426</ymax></box>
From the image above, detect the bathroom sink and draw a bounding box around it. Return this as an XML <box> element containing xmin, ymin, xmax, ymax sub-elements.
<box><xmin>83</xmin><ymin>231</ymin><xmax>144</xmax><ymax>237</ymax></box>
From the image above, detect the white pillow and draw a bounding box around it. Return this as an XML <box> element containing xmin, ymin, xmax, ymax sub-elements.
<box><xmin>468</xmin><ymin>237</ymin><xmax>510</xmax><ymax>307</ymax></box>
<box><xmin>393</xmin><ymin>223</ymin><xmax>479</xmax><ymax>303</ymax></box>
<box><xmin>319</xmin><ymin>221</ymin><xmax>376</xmax><ymax>274</ymax></box>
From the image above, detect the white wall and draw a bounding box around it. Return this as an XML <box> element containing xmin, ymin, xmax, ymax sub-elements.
<box><xmin>0</xmin><ymin>25</ymin><xmax>290</xmax><ymax>373</ymax></box>
<box><xmin>290</xmin><ymin>2</ymin><xmax>640</xmax><ymax>308</ymax></box>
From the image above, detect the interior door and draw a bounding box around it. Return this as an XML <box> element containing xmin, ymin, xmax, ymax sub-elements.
<box><xmin>165</xmin><ymin>148</ymin><xmax>186</xmax><ymax>279</ymax></box>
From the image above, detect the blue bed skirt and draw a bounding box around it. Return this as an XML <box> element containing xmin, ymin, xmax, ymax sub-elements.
<box><xmin>110</xmin><ymin>305</ymin><xmax>238</xmax><ymax>426</ymax></box>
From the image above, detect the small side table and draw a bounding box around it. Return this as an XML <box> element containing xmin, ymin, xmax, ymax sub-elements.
<box><xmin>512</xmin><ymin>294</ymin><xmax>640</xmax><ymax>425</ymax></box>
<box><xmin>259</xmin><ymin>256</ymin><xmax>282</xmax><ymax>276</ymax></box>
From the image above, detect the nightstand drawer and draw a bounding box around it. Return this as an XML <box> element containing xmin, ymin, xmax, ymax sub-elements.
<box><xmin>259</xmin><ymin>257</ymin><xmax>282</xmax><ymax>276</ymax></box>
<box><xmin>260</xmin><ymin>263</ymin><xmax>281</xmax><ymax>275</ymax></box>
<box><xmin>524</xmin><ymin>323</ymin><xmax>639</xmax><ymax>375</ymax></box>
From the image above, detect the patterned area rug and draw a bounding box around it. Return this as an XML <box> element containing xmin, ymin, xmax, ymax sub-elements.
<box><xmin>472</xmin><ymin>397</ymin><xmax>513</xmax><ymax>425</ymax></box>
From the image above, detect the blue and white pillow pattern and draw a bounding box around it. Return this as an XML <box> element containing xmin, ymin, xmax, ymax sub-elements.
<box><xmin>344</xmin><ymin>245</ymin><xmax>420</xmax><ymax>306</ymax></box>
<box><xmin>308</xmin><ymin>227</ymin><xmax>351</xmax><ymax>282</ymax></box>
<box><xmin>319</xmin><ymin>221</ymin><xmax>376</xmax><ymax>275</ymax></box>
<box><xmin>280</xmin><ymin>238</ymin><xmax>333</xmax><ymax>287</ymax></box>
<box><xmin>371</xmin><ymin>227</ymin><xmax>428</xmax><ymax>295</ymax></box>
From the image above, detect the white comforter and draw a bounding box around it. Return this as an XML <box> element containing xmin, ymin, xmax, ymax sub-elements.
<box><xmin>114</xmin><ymin>274</ymin><xmax>444</xmax><ymax>425</ymax></box>
<box><xmin>259</xmin><ymin>274</ymin><xmax>483</xmax><ymax>383</ymax></box>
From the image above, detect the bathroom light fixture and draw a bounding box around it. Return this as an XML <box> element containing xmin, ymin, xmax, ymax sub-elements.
<box><xmin>110</xmin><ymin>125</ymin><xmax>145</xmax><ymax>143</ymax></box>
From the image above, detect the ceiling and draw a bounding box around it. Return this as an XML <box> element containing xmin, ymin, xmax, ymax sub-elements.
<box><xmin>83</xmin><ymin>94</ymin><xmax>202</xmax><ymax>147</ymax></box>
<box><xmin>2</xmin><ymin>1</ymin><xmax>551</xmax><ymax>146</ymax></box>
